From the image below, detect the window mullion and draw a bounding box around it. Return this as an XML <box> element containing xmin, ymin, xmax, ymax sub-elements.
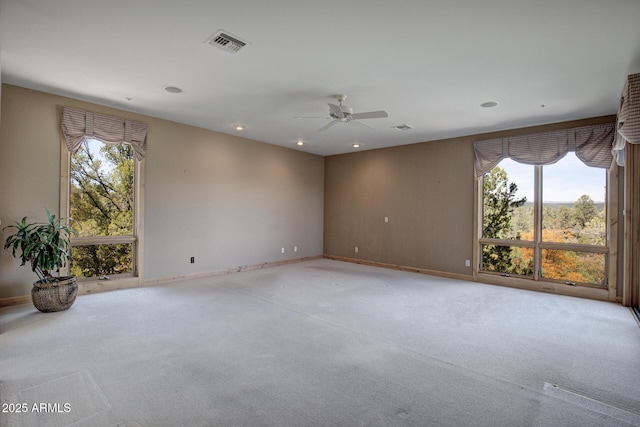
<box><xmin>533</xmin><ymin>165</ymin><xmax>543</xmax><ymax>281</ymax></box>
<box><xmin>71</xmin><ymin>235</ymin><xmax>136</xmax><ymax>245</ymax></box>
<box><xmin>60</xmin><ymin>140</ymin><xmax>72</xmax><ymax>277</ymax></box>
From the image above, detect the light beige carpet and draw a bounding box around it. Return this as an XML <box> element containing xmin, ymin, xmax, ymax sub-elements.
<box><xmin>1</xmin><ymin>259</ymin><xmax>639</xmax><ymax>426</ymax></box>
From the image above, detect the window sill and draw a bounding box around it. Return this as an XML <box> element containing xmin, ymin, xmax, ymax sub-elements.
<box><xmin>76</xmin><ymin>275</ymin><xmax>142</xmax><ymax>296</ymax></box>
<box><xmin>476</xmin><ymin>272</ymin><xmax>612</xmax><ymax>301</ymax></box>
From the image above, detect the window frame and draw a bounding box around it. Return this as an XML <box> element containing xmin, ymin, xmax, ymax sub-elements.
<box><xmin>59</xmin><ymin>138</ymin><xmax>145</xmax><ymax>287</ymax></box>
<box><xmin>473</xmin><ymin>158</ymin><xmax>619</xmax><ymax>301</ymax></box>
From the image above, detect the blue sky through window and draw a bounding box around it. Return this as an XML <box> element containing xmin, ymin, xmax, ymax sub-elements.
<box><xmin>498</xmin><ymin>153</ymin><xmax>606</xmax><ymax>203</ymax></box>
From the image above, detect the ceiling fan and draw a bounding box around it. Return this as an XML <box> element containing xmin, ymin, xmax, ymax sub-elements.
<box><xmin>296</xmin><ymin>95</ymin><xmax>388</xmax><ymax>131</ymax></box>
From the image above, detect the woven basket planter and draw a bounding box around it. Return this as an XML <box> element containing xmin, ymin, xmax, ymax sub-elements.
<box><xmin>31</xmin><ymin>276</ymin><xmax>78</xmax><ymax>313</ymax></box>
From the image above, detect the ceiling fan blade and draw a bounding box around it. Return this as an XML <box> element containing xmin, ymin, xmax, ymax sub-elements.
<box><xmin>350</xmin><ymin>110</ymin><xmax>388</xmax><ymax>120</ymax></box>
<box><xmin>349</xmin><ymin>120</ymin><xmax>374</xmax><ymax>130</ymax></box>
<box><xmin>293</xmin><ymin>116</ymin><xmax>330</xmax><ymax>119</ymax></box>
<box><xmin>328</xmin><ymin>103</ymin><xmax>345</xmax><ymax>119</ymax></box>
<box><xmin>318</xmin><ymin>120</ymin><xmax>339</xmax><ymax>131</ymax></box>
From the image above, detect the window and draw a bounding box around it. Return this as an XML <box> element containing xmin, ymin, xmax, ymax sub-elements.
<box><xmin>480</xmin><ymin>154</ymin><xmax>608</xmax><ymax>287</ymax></box>
<box><xmin>59</xmin><ymin>107</ymin><xmax>146</xmax><ymax>284</ymax></box>
<box><xmin>68</xmin><ymin>139</ymin><xmax>137</xmax><ymax>279</ymax></box>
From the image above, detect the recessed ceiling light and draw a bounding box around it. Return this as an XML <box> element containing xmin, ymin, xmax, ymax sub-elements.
<box><xmin>480</xmin><ymin>101</ymin><xmax>499</xmax><ymax>108</ymax></box>
<box><xmin>393</xmin><ymin>124</ymin><xmax>413</xmax><ymax>131</ymax></box>
<box><xmin>235</xmin><ymin>124</ymin><xmax>244</xmax><ymax>131</ymax></box>
<box><xmin>125</xmin><ymin>97</ymin><xmax>133</xmax><ymax>101</ymax></box>
<box><xmin>352</xmin><ymin>143</ymin><xmax>361</xmax><ymax>148</ymax></box>
<box><xmin>164</xmin><ymin>86</ymin><xmax>183</xmax><ymax>94</ymax></box>
<box><xmin>540</xmin><ymin>104</ymin><xmax>547</xmax><ymax>108</ymax></box>
<box><xmin>297</xmin><ymin>141</ymin><xmax>304</xmax><ymax>146</ymax></box>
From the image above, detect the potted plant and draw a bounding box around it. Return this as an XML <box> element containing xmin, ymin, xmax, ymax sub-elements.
<box><xmin>3</xmin><ymin>208</ymin><xmax>78</xmax><ymax>312</ymax></box>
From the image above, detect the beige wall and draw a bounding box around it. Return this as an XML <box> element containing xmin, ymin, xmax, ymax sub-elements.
<box><xmin>323</xmin><ymin>116</ymin><xmax>617</xmax><ymax>278</ymax></box>
<box><xmin>0</xmin><ymin>84</ymin><xmax>324</xmax><ymax>299</ymax></box>
<box><xmin>144</xmin><ymin>118</ymin><xmax>324</xmax><ymax>279</ymax></box>
<box><xmin>324</xmin><ymin>138</ymin><xmax>475</xmax><ymax>276</ymax></box>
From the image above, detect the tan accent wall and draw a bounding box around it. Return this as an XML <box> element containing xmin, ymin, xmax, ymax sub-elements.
<box><xmin>0</xmin><ymin>84</ymin><xmax>324</xmax><ymax>299</ymax></box>
<box><xmin>324</xmin><ymin>138</ymin><xmax>475</xmax><ymax>276</ymax></box>
<box><xmin>323</xmin><ymin>116</ymin><xmax>617</xmax><ymax>279</ymax></box>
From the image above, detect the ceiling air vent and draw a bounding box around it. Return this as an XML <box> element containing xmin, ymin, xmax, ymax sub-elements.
<box><xmin>205</xmin><ymin>30</ymin><xmax>249</xmax><ymax>54</ymax></box>
<box><xmin>393</xmin><ymin>124</ymin><xmax>413</xmax><ymax>131</ymax></box>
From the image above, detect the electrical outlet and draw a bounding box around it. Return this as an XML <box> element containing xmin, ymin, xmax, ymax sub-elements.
<box><xmin>384</xmin><ymin>216</ymin><xmax>389</xmax><ymax>223</ymax></box>
<box><xmin>465</xmin><ymin>259</ymin><xmax>470</xmax><ymax>267</ymax></box>
<box><xmin>355</xmin><ymin>246</ymin><xmax>359</xmax><ymax>253</ymax></box>
<box><xmin>294</xmin><ymin>246</ymin><xmax>298</xmax><ymax>252</ymax></box>
<box><xmin>190</xmin><ymin>257</ymin><xmax>195</xmax><ymax>264</ymax></box>
<box><xmin>281</xmin><ymin>247</ymin><xmax>285</xmax><ymax>254</ymax></box>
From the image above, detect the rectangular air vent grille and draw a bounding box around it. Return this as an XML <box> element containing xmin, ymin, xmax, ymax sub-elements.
<box><xmin>206</xmin><ymin>30</ymin><xmax>248</xmax><ymax>53</ymax></box>
<box><xmin>393</xmin><ymin>124</ymin><xmax>414</xmax><ymax>131</ymax></box>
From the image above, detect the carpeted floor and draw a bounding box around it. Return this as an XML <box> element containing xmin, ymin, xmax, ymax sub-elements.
<box><xmin>1</xmin><ymin>259</ymin><xmax>639</xmax><ymax>426</ymax></box>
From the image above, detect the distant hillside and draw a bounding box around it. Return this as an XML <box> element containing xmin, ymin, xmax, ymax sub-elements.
<box><xmin>521</xmin><ymin>201</ymin><xmax>605</xmax><ymax>210</ymax></box>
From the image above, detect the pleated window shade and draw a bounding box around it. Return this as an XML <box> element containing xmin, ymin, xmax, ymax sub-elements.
<box><xmin>612</xmin><ymin>73</ymin><xmax>640</xmax><ymax>166</ymax></box>
<box><xmin>473</xmin><ymin>122</ymin><xmax>615</xmax><ymax>177</ymax></box>
<box><xmin>61</xmin><ymin>107</ymin><xmax>148</xmax><ymax>161</ymax></box>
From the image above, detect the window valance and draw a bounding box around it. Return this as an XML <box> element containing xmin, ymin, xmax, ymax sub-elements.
<box><xmin>612</xmin><ymin>72</ymin><xmax>640</xmax><ymax>166</ymax></box>
<box><xmin>473</xmin><ymin>122</ymin><xmax>615</xmax><ymax>177</ymax></box>
<box><xmin>61</xmin><ymin>107</ymin><xmax>148</xmax><ymax>161</ymax></box>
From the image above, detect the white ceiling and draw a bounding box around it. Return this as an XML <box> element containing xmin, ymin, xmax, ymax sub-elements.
<box><xmin>1</xmin><ymin>0</ymin><xmax>639</xmax><ymax>156</ymax></box>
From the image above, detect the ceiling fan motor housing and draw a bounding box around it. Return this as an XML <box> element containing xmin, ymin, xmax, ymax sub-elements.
<box><xmin>331</xmin><ymin>105</ymin><xmax>353</xmax><ymax>121</ymax></box>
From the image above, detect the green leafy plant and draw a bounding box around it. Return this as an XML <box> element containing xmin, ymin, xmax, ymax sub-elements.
<box><xmin>3</xmin><ymin>208</ymin><xmax>77</xmax><ymax>283</ymax></box>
